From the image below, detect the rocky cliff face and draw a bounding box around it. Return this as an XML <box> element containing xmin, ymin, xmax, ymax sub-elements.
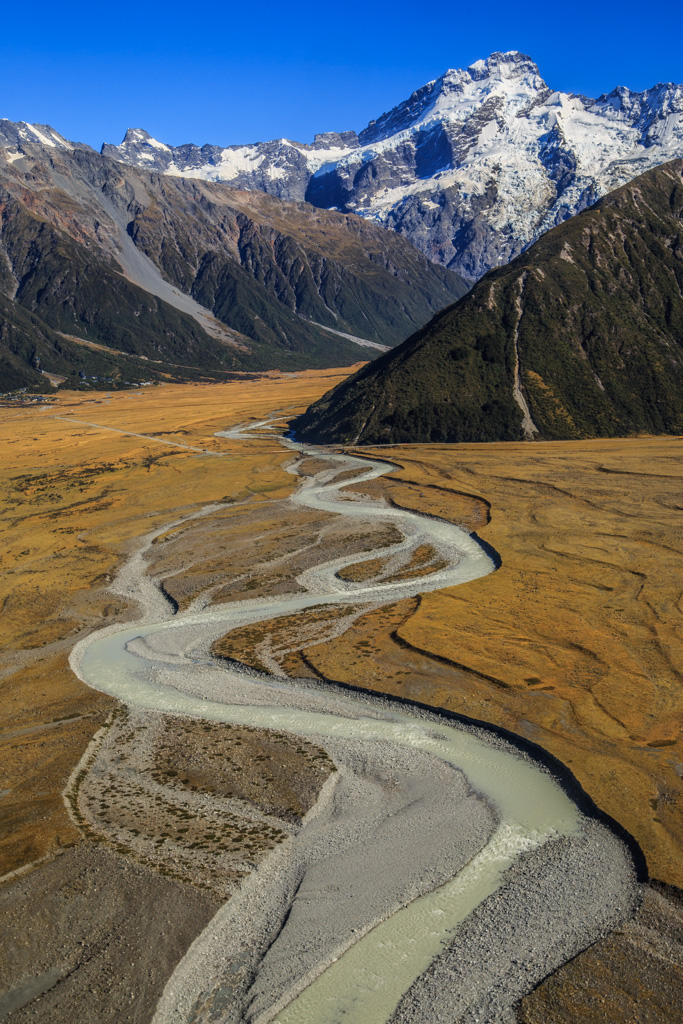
<box><xmin>102</xmin><ymin>52</ymin><xmax>683</xmax><ymax>281</ymax></box>
<box><xmin>293</xmin><ymin>161</ymin><xmax>683</xmax><ymax>445</ymax></box>
<box><xmin>0</xmin><ymin>138</ymin><xmax>466</xmax><ymax>388</ymax></box>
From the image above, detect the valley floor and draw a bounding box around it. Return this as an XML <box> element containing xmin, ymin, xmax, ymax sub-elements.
<box><xmin>0</xmin><ymin>376</ymin><xmax>681</xmax><ymax>1022</ymax></box>
<box><xmin>345</xmin><ymin>436</ymin><xmax>683</xmax><ymax>890</ymax></box>
<box><xmin>0</xmin><ymin>370</ymin><xmax>351</xmax><ymax>880</ymax></box>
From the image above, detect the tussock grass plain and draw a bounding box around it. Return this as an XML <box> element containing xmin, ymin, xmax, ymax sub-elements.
<box><xmin>305</xmin><ymin>438</ymin><xmax>683</xmax><ymax>889</ymax></box>
<box><xmin>2</xmin><ymin>373</ymin><xmax>682</xmax><ymax>1024</ymax></box>
<box><xmin>0</xmin><ymin>368</ymin><xmax>354</xmax><ymax>877</ymax></box>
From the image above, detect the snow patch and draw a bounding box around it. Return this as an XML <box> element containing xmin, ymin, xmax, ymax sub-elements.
<box><xmin>100</xmin><ymin>50</ymin><xmax>683</xmax><ymax>278</ymax></box>
<box><xmin>25</xmin><ymin>123</ymin><xmax>57</xmax><ymax>147</ymax></box>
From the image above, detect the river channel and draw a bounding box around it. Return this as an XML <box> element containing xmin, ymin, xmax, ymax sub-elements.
<box><xmin>69</xmin><ymin>422</ymin><xmax>633</xmax><ymax>1024</ymax></box>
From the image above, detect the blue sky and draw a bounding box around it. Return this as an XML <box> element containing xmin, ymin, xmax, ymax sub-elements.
<box><xmin>2</xmin><ymin>0</ymin><xmax>682</xmax><ymax>149</ymax></box>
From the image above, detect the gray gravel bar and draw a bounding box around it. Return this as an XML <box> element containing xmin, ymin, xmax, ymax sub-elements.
<box><xmin>67</xmin><ymin>420</ymin><xmax>641</xmax><ymax>1024</ymax></box>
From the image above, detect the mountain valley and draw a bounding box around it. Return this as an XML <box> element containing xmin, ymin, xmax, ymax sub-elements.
<box><xmin>1</xmin><ymin>376</ymin><xmax>680</xmax><ymax>1024</ymax></box>
<box><xmin>2</xmin><ymin>40</ymin><xmax>683</xmax><ymax>1024</ymax></box>
<box><xmin>0</xmin><ymin>135</ymin><xmax>466</xmax><ymax>390</ymax></box>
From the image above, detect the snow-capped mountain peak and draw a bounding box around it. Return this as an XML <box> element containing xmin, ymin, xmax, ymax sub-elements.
<box><xmin>466</xmin><ymin>49</ymin><xmax>541</xmax><ymax>81</ymax></box>
<box><xmin>96</xmin><ymin>52</ymin><xmax>683</xmax><ymax>280</ymax></box>
<box><xmin>108</xmin><ymin>127</ymin><xmax>173</xmax><ymax>165</ymax></box>
<box><xmin>0</xmin><ymin>119</ymin><xmax>71</xmax><ymax>150</ymax></box>
<box><xmin>122</xmin><ymin>127</ymin><xmax>171</xmax><ymax>150</ymax></box>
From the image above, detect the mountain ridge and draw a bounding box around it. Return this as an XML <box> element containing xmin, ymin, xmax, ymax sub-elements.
<box><xmin>0</xmin><ymin>139</ymin><xmax>466</xmax><ymax>389</ymax></box>
<box><xmin>292</xmin><ymin>160</ymin><xmax>683</xmax><ymax>445</ymax></box>
<box><xmin>100</xmin><ymin>51</ymin><xmax>683</xmax><ymax>280</ymax></box>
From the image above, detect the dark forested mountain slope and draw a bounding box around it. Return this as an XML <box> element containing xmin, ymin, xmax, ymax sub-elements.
<box><xmin>294</xmin><ymin>161</ymin><xmax>683</xmax><ymax>444</ymax></box>
<box><xmin>0</xmin><ymin>137</ymin><xmax>466</xmax><ymax>390</ymax></box>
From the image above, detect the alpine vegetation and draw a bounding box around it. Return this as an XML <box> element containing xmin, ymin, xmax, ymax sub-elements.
<box><xmin>294</xmin><ymin>161</ymin><xmax>683</xmax><ymax>445</ymax></box>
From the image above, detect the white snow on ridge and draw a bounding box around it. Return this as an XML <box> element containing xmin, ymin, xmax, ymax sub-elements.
<box><xmin>24</xmin><ymin>123</ymin><xmax>70</xmax><ymax>148</ymax></box>
<box><xmin>129</xmin><ymin>54</ymin><xmax>682</xmax><ymax>202</ymax></box>
<box><xmin>0</xmin><ymin>120</ymin><xmax>71</xmax><ymax>150</ymax></box>
<box><xmin>98</xmin><ymin>52</ymin><xmax>683</xmax><ymax>277</ymax></box>
<box><xmin>24</xmin><ymin>123</ymin><xmax>58</xmax><ymax>147</ymax></box>
<box><xmin>165</xmin><ymin>144</ymin><xmax>268</xmax><ymax>182</ymax></box>
<box><xmin>145</xmin><ymin>136</ymin><xmax>171</xmax><ymax>152</ymax></box>
<box><xmin>293</xmin><ymin>143</ymin><xmax>357</xmax><ymax>174</ymax></box>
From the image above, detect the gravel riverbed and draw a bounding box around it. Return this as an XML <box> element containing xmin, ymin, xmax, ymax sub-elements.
<box><xmin>68</xmin><ymin>429</ymin><xmax>641</xmax><ymax>1024</ymax></box>
<box><xmin>148</xmin><ymin>666</ymin><xmax>639</xmax><ymax>1024</ymax></box>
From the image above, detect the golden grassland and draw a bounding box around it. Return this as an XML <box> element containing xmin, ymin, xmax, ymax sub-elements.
<box><xmin>3</xmin><ymin>370</ymin><xmax>682</xmax><ymax>898</ymax></box>
<box><xmin>0</xmin><ymin>368</ymin><xmax>356</xmax><ymax>877</ymax></box>
<box><xmin>301</xmin><ymin>437</ymin><xmax>683</xmax><ymax>888</ymax></box>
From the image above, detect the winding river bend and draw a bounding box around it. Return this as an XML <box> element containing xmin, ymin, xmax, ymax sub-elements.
<box><xmin>69</xmin><ymin>422</ymin><xmax>634</xmax><ymax>1024</ymax></box>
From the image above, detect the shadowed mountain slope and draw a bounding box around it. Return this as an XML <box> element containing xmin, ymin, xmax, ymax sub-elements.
<box><xmin>294</xmin><ymin>161</ymin><xmax>683</xmax><ymax>444</ymax></box>
<box><xmin>0</xmin><ymin>138</ymin><xmax>467</xmax><ymax>389</ymax></box>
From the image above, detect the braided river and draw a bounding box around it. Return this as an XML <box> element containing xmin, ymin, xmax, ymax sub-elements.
<box><xmin>69</xmin><ymin>422</ymin><xmax>633</xmax><ymax>1024</ymax></box>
